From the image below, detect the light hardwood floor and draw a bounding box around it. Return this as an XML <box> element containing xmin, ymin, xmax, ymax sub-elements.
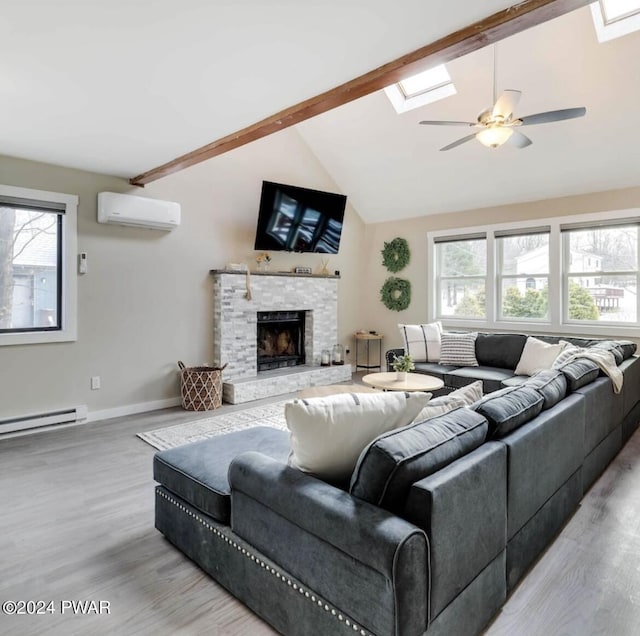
<box><xmin>1</xmin><ymin>397</ymin><xmax>639</xmax><ymax>636</ymax></box>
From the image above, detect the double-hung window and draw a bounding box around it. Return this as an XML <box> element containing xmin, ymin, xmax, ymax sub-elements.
<box><xmin>562</xmin><ymin>220</ymin><xmax>638</xmax><ymax>324</ymax></box>
<box><xmin>497</xmin><ymin>227</ymin><xmax>550</xmax><ymax>321</ymax></box>
<box><xmin>0</xmin><ymin>185</ymin><xmax>77</xmax><ymax>346</ymax></box>
<box><xmin>434</xmin><ymin>233</ymin><xmax>487</xmax><ymax>319</ymax></box>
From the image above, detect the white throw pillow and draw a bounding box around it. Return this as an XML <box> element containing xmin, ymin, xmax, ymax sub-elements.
<box><xmin>398</xmin><ymin>322</ymin><xmax>442</xmax><ymax>362</ymax></box>
<box><xmin>412</xmin><ymin>380</ymin><xmax>483</xmax><ymax>422</ymax></box>
<box><xmin>515</xmin><ymin>337</ymin><xmax>567</xmax><ymax>376</ymax></box>
<box><xmin>439</xmin><ymin>332</ymin><xmax>479</xmax><ymax>367</ymax></box>
<box><xmin>286</xmin><ymin>391</ymin><xmax>431</xmax><ymax>481</ymax></box>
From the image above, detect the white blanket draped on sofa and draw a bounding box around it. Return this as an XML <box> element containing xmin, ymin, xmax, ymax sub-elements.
<box><xmin>555</xmin><ymin>347</ymin><xmax>623</xmax><ymax>394</ymax></box>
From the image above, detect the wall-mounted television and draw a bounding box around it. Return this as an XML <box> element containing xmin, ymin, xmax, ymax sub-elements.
<box><xmin>253</xmin><ymin>181</ymin><xmax>347</xmax><ymax>253</ymax></box>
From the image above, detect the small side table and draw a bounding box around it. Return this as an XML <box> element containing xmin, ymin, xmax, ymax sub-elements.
<box><xmin>354</xmin><ymin>332</ymin><xmax>384</xmax><ymax>371</ymax></box>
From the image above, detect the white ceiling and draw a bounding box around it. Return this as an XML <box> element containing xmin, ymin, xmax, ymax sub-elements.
<box><xmin>296</xmin><ymin>7</ymin><xmax>640</xmax><ymax>222</ymax></box>
<box><xmin>4</xmin><ymin>3</ymin><xmax>639</xmax><ymax>224</ymax></box>
<box><xmin>0</xmin><ymin>0</ymin><xmax>515</xmax><ymax>178</ymax></box>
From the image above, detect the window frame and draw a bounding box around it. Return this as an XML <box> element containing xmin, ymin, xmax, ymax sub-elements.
<box><xmin>434</xmin><ymin>234</ymin><xmax>488</xmax><ymax>321</ymax></box>
<box><xmin>384</xmin><ymin>64</ymin><xmax>456</xmax><ymax>114</ymax></box>
<box><xmin>590</xmin><ymin>0</ymin><xmax>640</xmax><ymax>42</ymax></box>
<box><xmin>428</xmin><ymin>208</ymin><xmax>640</xmax><ymax>338</ymax></box>
<box><xmin>0</xmin><ymin>184</ymin><xmax>78</xmax><ymax>346</ymax></box>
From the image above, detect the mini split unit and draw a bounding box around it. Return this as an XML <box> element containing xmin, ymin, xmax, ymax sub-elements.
<box><xmin>97</xmin><ymin>191</ymin><xmax>181</xmax><ymax>230</ymax></box>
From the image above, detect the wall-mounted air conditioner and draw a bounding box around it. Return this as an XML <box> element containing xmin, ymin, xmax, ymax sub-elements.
<box><xmin>97</xmin><ymin>192</ymin><xmax>181</xmax><ymax>231</ymax></box>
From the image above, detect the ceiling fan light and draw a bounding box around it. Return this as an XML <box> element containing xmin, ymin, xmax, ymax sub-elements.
<box><xmin>476</xmin><ymin>126</ymin><xmax>513</xmax><ymax>148</ymax></box>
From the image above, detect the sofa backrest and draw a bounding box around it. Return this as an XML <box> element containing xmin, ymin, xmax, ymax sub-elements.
<box><xmin>475</xmin><ymin>333</ymin><xmax>527</xmax><ymax>369</ymax></box>
<box><xmin>349</xmin><ymin>408</ymin><xmax>488</xmax><ymax>513</ymax></box>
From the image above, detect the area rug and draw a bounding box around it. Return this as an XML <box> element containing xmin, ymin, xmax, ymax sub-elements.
<box><xmin>137</xmin><ymin>400</ymin><xmax>289</xmax><ymax>450</ymax></box>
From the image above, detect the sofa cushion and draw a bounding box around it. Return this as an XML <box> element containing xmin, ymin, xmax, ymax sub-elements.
<box><xmin>414</xmin><ymin>361</ymin><xmax>458</xmax><ymax>380</ymax></box>
<box><xmin>412</xmin><ymin>381</ymin><xmax>483</xmax><ymax>422</ymax></box>
<box><xmin>613</xmin><ymin>340</ymin><xmax>637</xmax><ymax>360</ymax></box>
<box><xmin>523</xmin><ymin>369</ymin><xmax>567</xmax><ymax>410</ymax></box>
<box><xmin>472</xmin><ymin>386</ymin><xmax>544</xmax><ymax>438</ymax></box>
<box><xmin>398</xmin><ymin>321</ymin><xmax>442</xmax><ymax>362</ymax></box>
<box><xmin>153</xmin><ymin>426</ymin><xmax>290</xmax><ymax>524</ymax></box>
<box><xmin>556</xmin><ymin>358</ymin><xmax>600</xmax><ymax>392</ymax></box>
<box><xmin>439</xmin><ymin>332</ymin><xmax>478</xmax><ymax>367</ymax></box>
<box><xmin>475</xmin><ymin>333</ymin><xmax>527</xmax><ymax>369</ymax></box>
<box><xmin>590</xmin><ymin>340</ymin><xmax>623</xmax><ymax>365</ymax></box>
<box><xmin>445</xmin><ymin>366</ymin><xmax>516</xmax><ymax>394</ymax></box>
<box><xmin>514</xmin><ymin>336</ymin><xmax>567</xmax><ymax>376</ymax></box>
<box><xmin>350</xmin><ymin>408</ymin><xmax>488</xmax><ymax>513</ymax></box>
<box><xmin>286</xmin><ymin>391</ymin><xmax>431</xmax><ymax>482</ymax></box>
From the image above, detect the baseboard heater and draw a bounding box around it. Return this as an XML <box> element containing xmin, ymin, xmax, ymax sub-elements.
<box><xmin>0</xmin><ymin>405</ymin><xmax>88</xmax><ymax>434</ymax></box>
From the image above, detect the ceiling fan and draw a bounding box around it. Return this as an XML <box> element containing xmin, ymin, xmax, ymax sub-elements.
<box><xmin>419</xmin><ymin>49</ymin><xmax>586</xmax><ymax>151</ymax></box>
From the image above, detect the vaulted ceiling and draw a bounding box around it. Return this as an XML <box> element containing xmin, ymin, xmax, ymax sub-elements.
<box><xmin>296</xmin><ymin>6</ymin><xmax>640</xmax><ymax>221</ymax></box>
<box><xmin>2</xmin><ymin>2</ymin><xmax>639</xmax><ymax>223</ymax></box>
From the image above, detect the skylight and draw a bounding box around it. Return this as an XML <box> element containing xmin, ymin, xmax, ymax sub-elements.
<box><xmin>591</xmin><ymin>0</ymin><xmax>640</xmax><ymax>42</ymax></box>
<box><xmin>384</xmin><ymin>64</ymin><xmax>456</xmax><ymax>114</ymax></box>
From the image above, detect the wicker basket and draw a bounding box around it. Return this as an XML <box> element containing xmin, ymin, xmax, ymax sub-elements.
<box><xmin>178</xmin><ymin>361</ymin><xmax>227</xmax><ymax>411</ymax></box>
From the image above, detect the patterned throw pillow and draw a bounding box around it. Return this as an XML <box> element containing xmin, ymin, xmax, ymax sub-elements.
<box><xmin>439</xmin><ymin>332</ymin><xmax>478</xmax><ymax>367</ymax></box>
<box><xmin>398</xmin><ymin>322</ymin><xmax>442</xmax><ymax>362</ymax></box>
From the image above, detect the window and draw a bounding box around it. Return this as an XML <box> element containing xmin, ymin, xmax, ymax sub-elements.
<box><xmin>591</xmin><ymin>0</ymin><xmax>640</xmax><ymax>42</ymax></box>
<box><xmin>562</xmin><ymin>221</ymin><xmax>638</xmax><ymax>324</ymax></box>
<box><xmin>0</xmin><ymin>185</ymin><xmax>77</xmax><ymax>346</ymax></box>
<box><xmin>384</xmin><ymin>64</ymin><xmax>456</xmax><ymax>114</ymax></box>
<box><xmin>429</xmin><ymin>209</ymin><xmax>640</xmax><ymax>336</ymax></box>
<box><xmin>434</xmin><ymin>234</ymin><xmax>487</xmax><ymax>319</ymax></box>
<box><xmin>497</xmin><ymin>229</ymin><xmax>550</xmax><ymax>321</ymax></box>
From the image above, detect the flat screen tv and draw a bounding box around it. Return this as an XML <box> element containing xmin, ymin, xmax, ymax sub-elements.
<box><xmin>254</xmin><ymin>181</ymin><xmax>346</xmax><ymax>253</ymax></box>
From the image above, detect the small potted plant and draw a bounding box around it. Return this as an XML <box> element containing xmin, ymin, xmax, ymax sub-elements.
<box><xmin>256</xmin><ymin>252</ymin><xmax>272</xmax><ymax>271</ymax></box>
<box><xmin>392</xmin><ymin>353</ymin><xmax>415</xmax><ymax>382</ymax></box>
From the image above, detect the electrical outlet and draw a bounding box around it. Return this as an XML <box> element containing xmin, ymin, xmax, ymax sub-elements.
<box><xmin>91</xmin><ymin>376</ymin><xmax>101</xmax><ymax>390</ymax></box>
<box><xmin>345</xmin><ymin>348</ymin><xmax>350</xmax><ymax>355</ymax></box>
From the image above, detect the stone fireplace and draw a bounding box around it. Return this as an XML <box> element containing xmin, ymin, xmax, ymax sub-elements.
<box><xmin>211</xmin><ymin>270</ymin><xmax>351</xmax><ymax>403</ymax></box>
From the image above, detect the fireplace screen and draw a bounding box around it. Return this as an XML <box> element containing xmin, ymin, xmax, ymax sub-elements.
<box><xmin>257</xmin><ymin>311</ymin><xmax>306</xmax><ymax>372</ymax></box>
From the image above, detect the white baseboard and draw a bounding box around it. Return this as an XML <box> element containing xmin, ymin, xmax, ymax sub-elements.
<box><xmin>86</xmin><ymin>397</ymin><xmax>181</xmax><ymax>423</ymax></box>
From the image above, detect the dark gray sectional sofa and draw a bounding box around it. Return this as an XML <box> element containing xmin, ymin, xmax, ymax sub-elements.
<box><xmin>154</xmin><ymin>332</ymin><xmax>640</xmax><ymax>636</ymax></box>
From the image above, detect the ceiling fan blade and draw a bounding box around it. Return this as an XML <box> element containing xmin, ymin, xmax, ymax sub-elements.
<box><xmin>419</xmin><ymin>120</ymin><xmax>475</xmax><ymax>127</ymax></box>
<box><xmin>492</xmin><ymin>90</ymin><xmax>522</xmax><ymax>119</ymax></box>
<box><xmin>440</xmin><ymin>133</ymin><xmax>478</xmax><ymax>151</ymax></box>
<box><xmin>509</xmin><ymin>130</ymin><xmax>533</xmax><ymax>149</ymax></box>
<box><xmin>519</xmin><ymin>107</ymin><xmax>586</xmax><ymax>126</ymax></box>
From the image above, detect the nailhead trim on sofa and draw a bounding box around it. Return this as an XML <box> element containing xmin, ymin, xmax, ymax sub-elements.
<box><xmin>156</xmin><ymin>489</ymin><xmax>373</xmax><ymax>636</ymax></box>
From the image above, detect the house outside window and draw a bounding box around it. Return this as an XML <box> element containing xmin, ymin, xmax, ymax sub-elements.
<box><xmin>0</xmin><ymin>185</ymin><xmax>77</xmax><ymax>346</ymax></box>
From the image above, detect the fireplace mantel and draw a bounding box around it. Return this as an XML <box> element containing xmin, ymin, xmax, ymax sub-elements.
<box><xmin>210</xmin><ymin>269</ymin><xmax>339</xmax><ymax>279</ymax></box>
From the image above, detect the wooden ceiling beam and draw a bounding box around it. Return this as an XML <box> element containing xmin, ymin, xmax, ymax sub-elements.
<box><xmin>130</xmin><ymin>0</ymin><xmax>592</xmax><ymax>186</ymax></box>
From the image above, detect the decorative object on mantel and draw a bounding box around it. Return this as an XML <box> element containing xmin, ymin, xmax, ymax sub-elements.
<box><xmin>319</xmin><ymin>257</ymin><xmax>330</xmax><ymax>276</ymax></box>
<box><xmin>332</xmin><ymin>344</ymin><xmax>345</xmax><ymax>365</ymax></box>
<box><xmin>178</xmin><ymin>361</ymin><xmax>228</xmax><ymax>411</ymax></box>
<box><xmin>391</xmin><ymin>353</ymin><xmax>415</xmax><ymax>382</ymax></box>
<box><xmin>295</xmin><ymin>266</ymin><xmax>312</xmax><ymax>274</ymax></box>
<box><xmin>381</xmin><ymin>276</ymin><xmax>411</xmax><ymax>311</ymax></box>
<box><xmin>244</xmin><ymin>269</ymin><xmax>252</xmax><ymax>300</ymax></box>
<box><xmin>256</xmin><ymin>252</ymin><xmax>272</xmax><ymax>271</ymax></box>
<box><xmin>321</xmin><ymin>349</ymin><xmax>331</xmax><ymax>366</ymax></box>
<box><xmin>226</xmin><ymin>262</ymin><xmax>248</xmax><ymax>272</ymax></box>
<box><xmin>381</xmin><ymin>237</ymin><xmax>410</xmax><ymax>273</ymax></box>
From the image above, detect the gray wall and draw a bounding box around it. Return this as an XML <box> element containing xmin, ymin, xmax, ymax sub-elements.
<box><xmin>0</xmin><ymin>127</ymin><xmax>366</xmax><ymax>420</ymax></box>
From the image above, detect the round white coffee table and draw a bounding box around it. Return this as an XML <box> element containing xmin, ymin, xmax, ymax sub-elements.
<box><xmin>362</xmin><ymin>372</ymin><xmax>444</xmax><ymax>393</ymax></box>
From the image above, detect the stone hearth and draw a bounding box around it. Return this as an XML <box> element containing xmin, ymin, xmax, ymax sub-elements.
<box><xmin>211</xmin><ymin>270</ymin><xmax>351</xmax><ymax>404</ymax></box>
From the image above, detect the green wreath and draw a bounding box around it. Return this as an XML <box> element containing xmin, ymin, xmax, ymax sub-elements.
<box><xmin>381</xmin><ymin>237</ymin><xmax>410</xmax><ymax>273</ymax></box>
<box><xmin>380</xmin><ymin>277</ymin><xmax>411</xmax><ymax>312</ymax></box>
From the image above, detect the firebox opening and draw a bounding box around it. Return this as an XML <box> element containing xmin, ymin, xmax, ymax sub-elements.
<box><xmin>257</xmin><ymin>310</ymin><xmax>306</xmax><ymax>372</ymax></box>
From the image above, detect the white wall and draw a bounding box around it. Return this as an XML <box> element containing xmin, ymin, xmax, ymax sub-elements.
<box><xmin>0</xmin><ymin>127</ymin><xmax>365</xmax><ymax>421</ymax></box>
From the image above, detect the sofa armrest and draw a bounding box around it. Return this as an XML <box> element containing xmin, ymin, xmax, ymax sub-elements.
<box><xmin>386</xmin><ymin>348</ymin><xmax>405</xmax><ymax>371</ymax></box>
<box><xmin>229</xmin><ymin>451</ymin><xmax>428</xmax><ymax>636</ymax></box>
<box><xmin>404</xmin><ymin>442</ymin><xmax>507</xmax><ymax>620</ymax></box>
